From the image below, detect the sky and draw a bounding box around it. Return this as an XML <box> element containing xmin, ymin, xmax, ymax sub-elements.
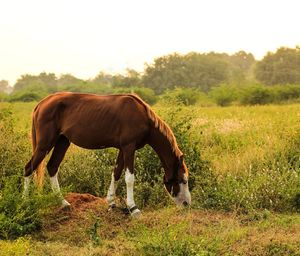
<box><xmin>0</xmin><ymin>0</ymin><xmax>299</xmax><ymax>86</ymax></box>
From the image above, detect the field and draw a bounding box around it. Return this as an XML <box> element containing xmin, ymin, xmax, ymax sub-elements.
<box><xmin>1</xmin><ymin>101</ymin><xmax>300</xmax><ymax>255</ymax></box>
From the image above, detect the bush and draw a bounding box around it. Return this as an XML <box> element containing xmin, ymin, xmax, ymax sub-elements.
<box><xmin>9</xmin><ymin>83</ymin><xmax>48</xmax><ymax>102</ymax></box>
<box><xmin>9</xmin><ymin>91</ymin><xmax>44</xmax><ymax>102</ymax></box>
<box><xmin>209</xmin><ymin>84</ymin><xmax>239</xmax><ymax>106</ymax></box>
<box><xmin>272</xmin><ymin>84</ymin><xmax>300</xmax><ymax>103</ymax></box>
<box><xmin>240</xmin><ymin>85</ymin><xmax>273</xmax><ymax>105</ymax></box>
<box><xmin>113</xmin><ymin>87</ymin><xmax>157</xmax><ymax>105</ymax></box>
<box><xmin>0</xmin><ymin>175</ymin><xmax>59</xmax><ymax>239</ymax></box>
<box><xmin>159</xmin><ymin>88</ymin><xmax>208</xmax><ymax>106</ymax></box>
<box><xmin>0</xmin><ymin>108</ymin><xmax>30</xmax><ymax>188</ymax></box>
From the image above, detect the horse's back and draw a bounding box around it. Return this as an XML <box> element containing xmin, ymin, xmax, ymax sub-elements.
<box><xmin>33</xmin><ymin>92</ymin><xmax>150</xmax><ymax>149</ymax></box>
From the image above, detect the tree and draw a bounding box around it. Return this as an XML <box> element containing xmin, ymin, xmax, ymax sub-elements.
<box><xmin>0</xmin><ymin>80</ymin><xmax>9</xmax><ymax>93</ymax></box>
<box><xmin>255</xmin><ymin>47</ymin><xmax>300</xmax><ymax>85</ymax></box>
<box><xmin>92</xmin><ymin>71</ymin><xmax>113</xmax><ymax>85</ymax></box>
<box><xmin>230</xmin><ymin>51</ymin><xmax>255</xmax><ymax>72</ymax></box>
<box><xmin>143</xmin><ymin>52</ymin><xmax>230</xmax><ymax>94</ymax></box>
<box><xmin>13</xmin><ymin>73</ymin><xmax>57</xmax><ymax>93</ymax></box>
<box><xmin>112</xmin><ymin>69</ymin><xmax>143</xmax><ymax>88</ymax></box>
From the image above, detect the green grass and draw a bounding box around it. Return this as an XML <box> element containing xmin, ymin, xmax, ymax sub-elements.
<box><xmin>187</xmin><ymin>104</ymin><xmax>300</xmax><ymax>174</ymax></box>
<box><xmin>1</xmin><ymin>208</ymin><xmax>300</xmax><ymax>256</ymax></box>
<box><xmin>1</xmin><ymin>102</ymin><xmax>300</xmax><ymax>255</ymax></box>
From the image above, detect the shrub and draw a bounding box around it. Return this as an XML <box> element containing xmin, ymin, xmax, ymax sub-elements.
<box><xmin>113</xmin><ymin>87</ymin><xmax>158</xmax><ymax>105</ymax></box>
<box><xmin>209</xmin><ymin>84</ymin><xmax>240</xmax><ymax>106</ymax></box>
<box><xmin>9</xmin><ymin>91</ymin><xmax>44</xmax><ymax>102</ymax></box>
<box><xmin>159</xmin><ymin>88</ymin><xmax>207</xmax><ymax>106</ymax></box>
<box><xmin>0</xmin><ymin>108</ymin><xmax>30</xmax><ymax>188</ymax></box>
<box><xmin>0</xmin><ymin>175</ymin><xmax>59</xmax><ymax>239</ymax></box>
<box><xmin>272</xmin><ymin>84</ymin><xmax>300</xmax><ymax>103</ymax></box>
<box><xmin>240</xmin><ymin>85</ymin><xmax>273</xmax><ymax>105</ymax></box>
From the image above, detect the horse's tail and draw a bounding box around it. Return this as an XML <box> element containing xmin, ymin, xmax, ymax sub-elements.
<box><xmin>31</xmin><ymin>108</ymin><xmax>45</xmax><ymax>189</ymax></box>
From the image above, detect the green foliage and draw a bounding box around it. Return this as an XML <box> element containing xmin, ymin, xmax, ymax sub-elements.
<box><xmin>13</xmin><ymin>73</ymin><xmax>57</xmax><ymax>93</ymax></box>
<box><xmin>0</xmin><ymin>237</ymin><xmax>31</xmax><ymax>256</ymax></box>
<box><xmin>58</xmin><ymin>148</ymin><xmax>114</xmax><ymax>197</ymax></box>
<box><xmin>0</xmin><ymin>92</ymin><xmax>8</xmax><ymax>102</ymax></box>
<box><xmin>0</xmin><ymin>80</ymin><xmax>10</xmax><ymax>94</ymax></box>
<box><xmin>202</xmin><ymin>167</ymin><xmax>300</xmax><ymax>212</ymax></box>
<box><xmin>209</xmin><ymin>84</ymin><xmax>240</xmax><ymax>106</ymax></box>
<box><xmin>272</xmin><ymin>84</ymin><xmax>300</xmax><ymax>102</ymax></box>
<box><xmin>0</xmin><ymin>175</ymin><xmax>59</xmax><ymax>239</ymax></box>
<box><xmin>113</xmin><ymin>87</ymin><xmax>157</xmax><ymax>105</ymax></box>
<box><xmin>240</xmin><ymin>84</ymin><xmax>273</xmax><ymax>105</ymax></box>
<box><xmin>266</xmin><ymin>242</ymin><xmax>299</xmax><ymax>256</ymax></box>
<box><xmin>143</xmin><ymin>52</ymin><xmax>231</xmax><ymax>93</ymax></box>
<box><xmin>87</xmin><ymin>218</ymin><xmax>101</xmax><ymax>246</ymax></box>
<box><xmin>138</xmin><ymin>234</ymin><xmax>201</xmax><ymax>256</ymax></box>
<box><xmin>160</xmin><ymin>87</ymin><xmax>208</xmax><ymax>106</ymax></box>
<box><xmin>255</xmin><ymin>46</ymin><xmax>300</xmax><ymax>85</ymax></box>
<box><xmin>2</xmin><ymin>101</ymin><xmax>300</xmax><ymax>220</ymax></box>
<box><xmin>111</xmin><ymin>69</ymin><xmax>143</xmax><ymax>88</ymax></box>
<box><xmin>130</xmin><ymin>221</ymin><xmax>206</xmax><ymax>256</ymax></box>
<box><xmin>9</xmin><ymin>91</ymin><xmax>45</xmax><ymax>102</ymax></box>
<box><xmin>0</xmin><ymin>108</ymin><xmax>30</xmax><ymax>187</ymax></box>
<box><xmin>209</xmin><ymin>84</ymin><xmax>300</xmax><ymax>106</ymax></box>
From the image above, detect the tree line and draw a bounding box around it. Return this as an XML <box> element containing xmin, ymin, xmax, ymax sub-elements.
<box><xmin>1</xmin><ymin>46</ymin><xmax>300</xmax><ymax>105</ymax></box>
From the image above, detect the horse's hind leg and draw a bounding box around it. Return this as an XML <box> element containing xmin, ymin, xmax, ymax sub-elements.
<box><xmin>107</xmin><ymin>150</ymin><xmax>123</xmax><ymax>210</ymax></box>
<box><xmin>24</xmin><ymin>148</ymin><xmax>48</xmax><ymax>196</ymax></box>
<box><xmin>46</xmin><ymin>135</ymin><xmax>70</xmax><ymax>208</ymax></box>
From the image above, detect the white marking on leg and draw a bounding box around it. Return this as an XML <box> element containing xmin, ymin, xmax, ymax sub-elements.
<box><xmin>125</xmin><ymin>168</ymin><xmax>140</xmax><ymax>217</ymax></box>
<box><xmin>50</xmin><ymin>173</ymin><xmax>70</xmax><ymax>207</ymax></box>
<box><xmin>107</xmin><ymin>172</ymin><xmax>117</xmax><ymax>206</ymax></box>
<box><xmin>50</xmin><ymin>173</ymin><xmax>61</xmax><ymax>193</ymax></box>
<box><xmin>23</xmin><ymin>176</ymin><xmax>31</xmax><ymax>197</ymax></box>
<box><xmin>125</xmin><ymin>168</ymin><xmax>135</xmax><ymax>208</ymax></box>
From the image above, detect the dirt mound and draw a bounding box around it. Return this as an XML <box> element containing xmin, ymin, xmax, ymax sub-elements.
<box><xmin>64</xmin><ymin>192</ymin><xmax>107</xmax><ymax>211</ymax></box>
<box><xmin>44</xmin><ymin>192</ymin><xmax>110</xmax><ymax>230</ymax></box>
<box><xmin>43</xmin><ymin>193</ymin><xmax>130</xmax><ymax>243</ymax></box>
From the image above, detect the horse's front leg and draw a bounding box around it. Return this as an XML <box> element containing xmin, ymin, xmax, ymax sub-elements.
<box><xmin>123</xmin><ymin>145</ymin><xmax>141</xmax><ymax>218</ymax></box>
<box><xmin>125</xmin><ymin>168</ymin><xmax>141</xmax><ymax>217</ymax></box>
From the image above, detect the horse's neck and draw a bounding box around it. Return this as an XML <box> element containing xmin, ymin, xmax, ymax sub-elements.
<box><xmin>148</xmin><ymin>127</ymin><xmax>177</xmax><ymax>178</ymax></box>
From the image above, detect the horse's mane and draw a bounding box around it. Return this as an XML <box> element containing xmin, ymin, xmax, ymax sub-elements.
<box><xmin>127</xmin><ymin>94</ymin><xmax>182</xmax><ymax>158</ymax></box>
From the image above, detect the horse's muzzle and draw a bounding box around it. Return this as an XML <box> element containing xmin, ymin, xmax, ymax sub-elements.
<box><xmin>183</xmin><ymin>201</ymin><xmax>189</xmax><ymax>207</ymax></box>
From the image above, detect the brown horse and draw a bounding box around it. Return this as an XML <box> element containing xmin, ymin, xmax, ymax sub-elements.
<box><xmin>23</xmin><ymin>92</ymin><xmax>191</xmax><ymax>217</ymax></box>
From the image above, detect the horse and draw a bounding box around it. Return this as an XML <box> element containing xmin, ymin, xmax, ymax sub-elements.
<box><xmin>23</xmin><ymin>92</ymin><xmax>191</xmax><ymax>217</ymax></box>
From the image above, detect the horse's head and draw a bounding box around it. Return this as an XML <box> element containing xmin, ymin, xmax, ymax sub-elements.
<box><xmin>164</xmin><ymin>154</ymin><xmax>191</xmax><ymax>207</ymax></box>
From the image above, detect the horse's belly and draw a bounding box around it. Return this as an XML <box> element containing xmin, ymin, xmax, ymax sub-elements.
<box><xmin>63</xmin><ymin>130</ymin><xmax>117</xmax><ymax>150</ymax></box>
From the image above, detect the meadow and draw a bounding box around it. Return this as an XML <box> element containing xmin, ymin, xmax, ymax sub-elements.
<box><xmin>1</xmin><ymin>101</ymin><xmax>300</xmax><ymax>255</ymax></box>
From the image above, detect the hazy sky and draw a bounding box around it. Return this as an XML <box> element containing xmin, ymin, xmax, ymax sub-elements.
<box><xmin>0</xmin><ymin>0</ymin><xmax>299</xmax><ymax>85</ymax></box>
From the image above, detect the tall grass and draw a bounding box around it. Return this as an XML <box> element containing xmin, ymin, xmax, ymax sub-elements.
<box><xmin>1</xmin><ymin>101</ymin><xmax>300</xmax><ymax>239</ymax></box>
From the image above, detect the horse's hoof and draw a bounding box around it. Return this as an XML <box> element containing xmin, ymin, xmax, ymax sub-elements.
<box><xmin>131</xmin><ymin>208</ymin><xmax>141</xmax><ymax>218</ymax></box>
<box><xmin>61</xmin><ymin>199</ymin><xmax>71</xmax><ymax>211</ymax></box>
<box><xmin>108</xmin><ymin>204</ymin><xmax>116</xmax><ymax>212</ymax></box>
<box><xmin>62</xmin><ymin>204</ymin><xmax>71</xmax><ymax>211</ymax></box>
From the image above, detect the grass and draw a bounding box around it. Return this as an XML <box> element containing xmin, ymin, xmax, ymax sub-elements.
<box><xmin>1</xmin><ymin>207</ymin><xmax>300</xmax><ymax>256</ymax></box>
<box><xmin>187</xmin><ymin>104</ymin><xmax>300</xmax><ymax>174</ymax></box>
<box><xmin>1</xmin><ymin>101</ymin><xmax>300</xmax><ymax>255</ymax></box>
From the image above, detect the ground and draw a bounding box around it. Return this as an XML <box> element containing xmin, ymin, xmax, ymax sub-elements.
<box><xmin>1</xmin><ymin>193</ymin><xmax>299</xmax><ymax>256</ymax></box>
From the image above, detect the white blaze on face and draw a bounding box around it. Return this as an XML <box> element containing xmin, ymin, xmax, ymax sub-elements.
<box><xmin>175</xmin><ymin>173</ymin><xmax>191</xmax><ymax>206</ymax></box>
